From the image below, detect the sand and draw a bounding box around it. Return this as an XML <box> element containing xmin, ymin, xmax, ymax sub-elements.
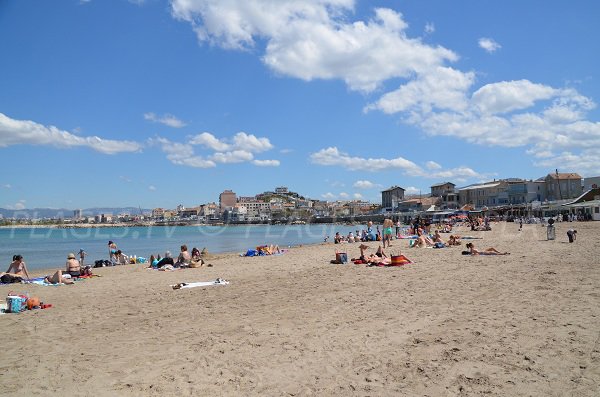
<box><xmin>1</xmin><ymin>221</ymin><xmax>599</xmax><ymax>396</ymax></box>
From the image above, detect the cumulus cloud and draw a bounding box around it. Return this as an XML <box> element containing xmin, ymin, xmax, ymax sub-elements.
<box><xmin>5</xmin><ymin>200</ymin><xmax>26</xmax><ymax>210</ymax></box>
<box><xmin>144</xmin><ymin>112</ymin><xmax>187</xmax><ymax>128</ymax></box>
<box><xmin>425</xmin><ymin>161</ymin><xmax>442</xmax><ymax>170</ymax></box>
<box><xmin>478</xmin><ymin>37</ymin><xmax>501</xmax><ymax>53</ymax></box>
<box><xmin>148</xmin><ymin>185</ymin><xmax>157</xmax><ymax>191</ymax></box>
<box><xmin>353</xmin><ymin>193</ymin><xmax>363</xmax><ymax>199</ymax></box>
<box><xmin>310</xmin><ymin>147</ymin><xmax>481</xmax><ymax>179</ymax></box>
<box><xmin>170</xmin><ymin>1</ymin><xmax>457</xmax><ymax>92</ymax></box>
<box><xmin>151</xmin><ymin>131</ymin><xmax>277</xmax><ymax>168</ymax></box>
<box><xmin>404</xmin><ymin>186</ymin><xmax>421</xmax><ymax>195</ymax></box>
<box><xmin>0</xmin><ymin>113</ymin><xmax>142</xmax><ymax>154</ymax></box>
<box><xmin>424</xmin><ymin>22</ymin><xmax>435</xmax><ymax>34</ymax></box>
<box><xmin>253</xmin><ymin>159</ymin><xmax>280</xmax><ymax>166</ymax></box>
<box><xmin>168</xmin><ymin>1</ymin><xmax>600</xmax><ymax>174</ymax></box>
<box><xmin>322</xmin><ymin>192</ymin><xmax>336</xmax><ymax>200</ymax></box>
<box><xmin>353</xmin><ymin>180</ymin><xmax>379</xmax><ymax>189</ymax></box>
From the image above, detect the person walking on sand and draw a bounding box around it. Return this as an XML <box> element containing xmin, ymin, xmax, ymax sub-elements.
<box><xmin>382</xmin><ymin>218</ymin><xmax>393</xmax><ymax>248</ymax></box>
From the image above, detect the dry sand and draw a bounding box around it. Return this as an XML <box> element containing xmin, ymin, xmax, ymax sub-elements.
<box><xmin>1</xmin><ymin>221</ymin><xmax>599</xmax><ymax>396</ymax></box>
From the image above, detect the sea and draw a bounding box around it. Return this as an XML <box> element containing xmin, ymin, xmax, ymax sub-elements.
<box><xmin>1</xmin><ymin>224</ymin><xmax>366</xmax><ymax>271</ymax></box>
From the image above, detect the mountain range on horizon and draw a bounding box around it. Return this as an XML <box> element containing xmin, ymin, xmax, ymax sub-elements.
<box><xmin>0</xmin><ymin>207</ymin><xmax>151</xmax><ymax>219</ymax></box>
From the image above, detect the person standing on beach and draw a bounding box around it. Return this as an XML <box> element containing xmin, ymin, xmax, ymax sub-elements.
<box><xmin>108</xmin><ymin>241</ymin><xmax>117</xmax><ymax>261</ymax></box>
<box><xmin>382</xmin><ymin>218</ymin><xmax>393</xmax><ymax>248</ymax></box>
<box><xmin>78</xmin><ymin>249</ymin><xmax>86</xmax><ymax>267</ymax></box>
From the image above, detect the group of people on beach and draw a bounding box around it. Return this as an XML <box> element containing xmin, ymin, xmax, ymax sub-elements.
<box><xmin>1</xmin><ymin>251</ymin><xmax>92</xmax><ymax>285</ymax></box>
<box><xmin>149</xmin><ymin>245</ymin><xmax>209</xmax><ymax>269</ymax></box>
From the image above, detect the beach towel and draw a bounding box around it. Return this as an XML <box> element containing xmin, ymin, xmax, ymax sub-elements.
<box><xmin>398</xmin><ymin>235</ymin><xmax>419</xmax><ymax>239</ymax></box>
<box><xmin>389</xmin><ymin>254</ymin><xmax>412</xmax><ymax>266</ymax></box>
<box><xmin>171</xmin><ymin>278</ymin><xmax>230</xmax><ymax>290</ymax></box>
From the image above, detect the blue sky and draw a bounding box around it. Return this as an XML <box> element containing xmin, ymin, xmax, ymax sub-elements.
<box><xmin>1</xmin><ymin>0</ymin><xmax>599</xmax><ymax>210</ymax></box>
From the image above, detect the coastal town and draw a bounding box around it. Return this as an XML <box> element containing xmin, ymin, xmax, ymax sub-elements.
<box><xmin>3</xmin><ymin>171</ymin><xmax>599</xmax><ymax>226</ymax></box>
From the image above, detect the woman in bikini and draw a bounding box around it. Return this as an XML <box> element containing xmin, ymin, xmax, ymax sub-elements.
<box><xmin>5</xmin><ymin>255</ymin><xmax>31</xmax><ymax>279</ymax></box>
<box><xmin>466</xmin><ymin>242</ymin><xmax>509</xmax><ymax>255</ymax></box>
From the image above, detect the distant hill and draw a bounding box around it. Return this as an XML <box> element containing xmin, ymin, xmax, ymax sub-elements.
<box><xmin>0</xmin><ymin>207</ymin><xmax>150</xmax><ymax>219</ymax></box>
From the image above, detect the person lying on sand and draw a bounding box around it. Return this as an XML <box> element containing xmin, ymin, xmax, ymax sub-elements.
<box><xmin>465</xmin><ymin>242</ymin><xmax>509</xmax><ymax>256</ymax></box>
<box><xmin>44</xmin><ymin>270</ymin><xmax>74</xmax><ymax>285</ymax></box>
<box><xmin>447</xmin><ymin>235</ymin><xmax>462</xmax><ymax>246</ymax></box>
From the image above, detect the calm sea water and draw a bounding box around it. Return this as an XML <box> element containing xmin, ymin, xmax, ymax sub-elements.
<box><xmin>0</xmin><ymin>224</ymin><xmax>365</xmax><ymax>271</ymax></box>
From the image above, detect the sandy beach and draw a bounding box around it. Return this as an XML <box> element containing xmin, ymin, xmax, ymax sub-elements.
<box><xmin>1</xmin><ymin>221</ymin><xmax>599</xmax><ymax>396</ymax></box>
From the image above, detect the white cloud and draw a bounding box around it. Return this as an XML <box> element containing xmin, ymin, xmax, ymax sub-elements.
<box><xmin>150</xmin><ymin>137</ymin><xmax>216</xmax><ymax>168</ymax></box>
<box><xmin>144</xmin><ymin>112</ymin><xmax>187</xmax><ymax>128</ymax></box>
<box><xmin>310</xmin><ymin>147</ymin><xmax>481</xmax><ymax>179</ymax></box>
<box><xmin>478</xmin><ymin>37</ymin><xmax>501</xmax><ymax>53</ymax></box>
<box><xmin>353</xmin><ymin>180</ymin><xmax>379</xmax><ymax>189</ymax></box>
<box><xmin>210</xmin><ymin>150</ymin><xmax>254</xmax><ymax>164</ymax></box>
<box><xmin>353</xmin><ymin>193</ymin><xmax>363</xmax><ymax>199</ymax></box>
<box><xmin>3</xmin><ymin>184</ymin><xmax>11</xmax><ymax>189</ymax></box>
<box><xmin>171</xmin><ymin>1</ymin><xmax>457</xmax><ymax>92</ymax></box>
<box><xmin>404</xmin><ymin>186</ymin><xmax>420</xmax><ymax>195</ymax></box>
<box><xmin>190</xmin><ymin>131</ymin><xmax>273</xmax><ymax>153</ymax></box>
<box><xmin>6</xmin><ymin>200</ymin><xmax>26</xmax><ymax>210</ymax></box>
<box><xmin>425</xmin><ymin>161</ymin><xmax>442</xmax><ymax>170</ymax></box>
<box><xmin>339</xmin><ymin>192</ymin><xmax>349</xmax><ymax>199</ymax></box>
<box><xmin>322</xmin><ymin>192</ymin><xmax>336</xmax><ymax>200</ymax></box>
<box><xmin>472</xmin><ymin>80</ymin><xmax>556</xmax><ymax>114</ymax></box>
<box><xmin>148</xmin><ymin>185</ymin><xmax>157</xmax><ymax>191</ymax></box>
<box><xmin>151</xmin><ymin>130</ymin><xmax>276</xmax><ymax>168</ymax></box>
<box><xmin>0</xmin><ymin>113</ymin><xmax>142</xmax><ymax>154</ymax></box>
<box><xmin>365</xmin><ymin>67</ymin><xmax>475</xmax><ymax>114</ymax></box>
<box><xmin>169</xmin><ymin>2</ymin><xmax>600</xmax><ymax>174</ymax></box>
<box><xmin>424</xmin><ymin>22</ymin><xmax>435</xmax><ymax>34</ymax></box>
<box><xmin>253</xmin><ymin>159</ymin><xmax>280</xmax><ymax>166</ymax></box>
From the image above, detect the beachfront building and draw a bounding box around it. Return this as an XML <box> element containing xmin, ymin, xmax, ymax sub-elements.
<box><xmin>152</xmin><ymin>208</ymin><xmax>165</xmax><ymax>219</ymax></box>
<box><xmin>381</xmin><ymin>186</ymin><xmax>405</xmax><ymax>211</ymax></box>
<box><xmin>219</xmin><ymin>190</ymin><xmax>237</xmax><ymax>213</ymax></box>
<box><xmin>430</xmin><ymin>182</ymin><xmax>458</xmax><ymax>209</ymax></box>
<box><xmin>238</xmin><ymin>201</ymin><xmax>271</xmax><ymax>221</ymax></box>
<box><xmin>458</xmin><ymin>181</ymin><xmax>510</xmax><ymax>209</ymax></box>
<box><xmin>179</xmin><ymin>207</ymin><xmax>200</xmax><ymax>219</ymax></box>
<box><xmin>506</xmin><ymin>178</ymin><xmax>546</xmax><ymax>204</ymax></box>
<box><xmin>275</xmin><ymin>186</ymin><xmax>289</xmax><ymax>194</ymax></box>
<box><xmin>562</xmin><ymin>187</ymin><xmax>600</xmax><ymax>221</ymax></box>
<box><xmin>544</xmin><ymin>173</ymin><xmax>582</xmax><ymax>201</ymax></box>
<box><xmin>397</xmin><ymin>196</ymin><xmax>438</xmax><ymax>213</ymax></box>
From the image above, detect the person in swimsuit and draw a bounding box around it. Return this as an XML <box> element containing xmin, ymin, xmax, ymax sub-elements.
<box><xmin>382</xmin><ymin>218</ymin><xmax>394</xmax><ymax>248</ymax></box>
<box><xmin>466</xmin><ymin>243</ymin><xmax>509</xmax><ymax>255</ymax></box>
<box><xmin>108</xmin><ymin>241</ymin><xmax>118</xmax><ymax>262</ymax></box>
<box><xmin>65</xmin><ymin>253</ymin><xmax>82</xmax><ymax>277</ymax></box>
<box><xmin>5</xmin><ymin>255</ymin><xmax>31</xmax><ymax>279</ymax></box>
<box><xmin>44</xmin><ymin>269</ymin><xmax>74</xmax><ymax>285</ymax></box>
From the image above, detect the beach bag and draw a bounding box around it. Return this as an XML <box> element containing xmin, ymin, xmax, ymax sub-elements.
<box><xmin>6</xmin><ymin>294</ymin><xmax>27</xmax><ymax>313</ymax></box>
<box><xmin>335</xmin><ymin>252</ymin><xmax>348</xmax><ymax>264</ymax></box>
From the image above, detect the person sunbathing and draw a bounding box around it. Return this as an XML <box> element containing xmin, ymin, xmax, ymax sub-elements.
<box><xmin>65</xmin><ymin>253</ymin><xmax>82</xmax><ymax>277</ymax></box>
<box><xmin>447</xmin><ymin>235</ymin><xmax>462</xmax><ymax>246</ymax></box>
<box><xmin>44</xmin><ymin>270</ymin><xmax>74</xmax><ymax>285</ymax></box>
<box><xmin>465</xmin><ymin>242</ymin><xmax>509</xmax><ymax>255</ymax></box>
<box><xmin>411</xmin><ymin>235</ymin><xmax>434</xmax><ymax>248</ymax></box>
<box><xmin>432</xmin><ymin>230</ymin><xmax>444</xmax><ymax>243</ymax></box>
<box><xmin>6</xmin><ymin>255</ymin><xmax>31</xmax><ymax>280</ymax></box>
